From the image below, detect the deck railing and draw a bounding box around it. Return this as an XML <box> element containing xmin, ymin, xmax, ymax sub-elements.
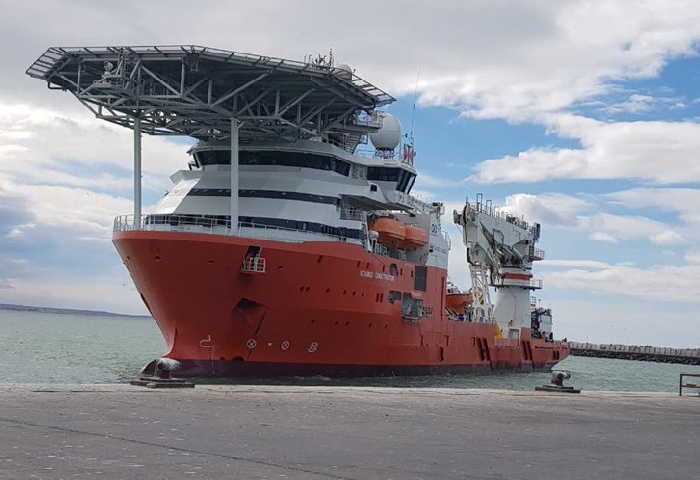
<box><xmin>339</xmin><ymin>208</ymin><xmax>365</xmax><ymax>221</ymax></box>
<box><xmin>113</xmin><ymin>214</ymin><xmax>356</xmax><ymax>243</ymax></box>
<box><xmin>241</xmin><ymin>256</ymin><xmax>266</xmax><ymax>273</ymax></box>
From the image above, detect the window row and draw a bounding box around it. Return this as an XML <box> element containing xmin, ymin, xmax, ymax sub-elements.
<box><xmin>366</xmin><ymin>167</ymin><xmax>416</xmax><ymax>193</ymax></box>
<box><xmin>194</xmin><ymin>150</ymin><xmax>351</xmax><ymax>176</ymax></box>
<box><xmin>187</xmin><ymin>188</ymin><xmax>339</xmax><ymax>205</ymax></box>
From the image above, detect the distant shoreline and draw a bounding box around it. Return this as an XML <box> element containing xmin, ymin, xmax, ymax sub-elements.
<box><xmin>0</xmin><ymin>303</ymin><xmax>150</xmax><ymax>319</ymax></box>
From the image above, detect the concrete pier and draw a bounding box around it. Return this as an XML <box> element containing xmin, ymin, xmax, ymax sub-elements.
<box><xmin>0</xmin><ymin>384</ymin><xmax>698</xmax><ymax>479</ymax></box>
<box><xmin>570</xmin><ymin>341</ymin><xmax>700</xmax><ymax>365</ymax></box>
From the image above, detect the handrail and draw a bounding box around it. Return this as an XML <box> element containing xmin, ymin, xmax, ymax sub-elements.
<box><xmin>113</xmin><ymin>214</ymin><xmax>356</xmax><ymax>242</ymax></box>
<box><xmin>241</xmin><ymin>256</ymin><xmax>266</xmax><ymax>273</ymax></box>
<box><xmin>27</xmin><ymin>45</ymin><xmax>395</xmax><ymax>105</ymax></box>
<box><xmin>465</xmin><ymin>200</ymin><xmax>538</xmax><ymax>235</ymax></box>
<box><xmin>680</xmin><ymin>373</ymin><xmax>700</xmax><ymax>396</ymax></box>
<box><xmin>339</xmin><ymin>208</ymin><xmax>365</xmax><ymax>221</ymax></box>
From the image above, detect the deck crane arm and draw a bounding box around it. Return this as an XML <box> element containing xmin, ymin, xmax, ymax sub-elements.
<box><xmin>453</xmin><ymin>197</ymin><xmax>544</xmax><ymax>338</ymax></box>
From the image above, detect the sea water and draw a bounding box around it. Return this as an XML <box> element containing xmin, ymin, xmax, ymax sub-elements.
<box><xmin>1</xmin><ymin>309</ymin><xmax>698</xmax><ymax>391</ymax></box>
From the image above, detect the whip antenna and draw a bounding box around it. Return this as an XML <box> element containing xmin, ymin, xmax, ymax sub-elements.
<box><xmin>410</xmin><ymin>66</ymin><xmax>420</xmax><ymax>139</ymax></box>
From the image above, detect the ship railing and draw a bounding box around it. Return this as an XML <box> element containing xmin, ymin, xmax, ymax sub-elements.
<box><xmin>372</xmin><ymin>242</ymin><xmax>390</xmax><ymax>257</ymax></box>
<box><xmin>532</xmin><ymin>248</ymin><xmax>545</xmax><ymax>260</ymax></box>
<box><xmin>339</xmin><ymin>208</ymin><xmax>365</xmax><ymax>221</ymax></box>
<box><xmin>113</xmin><ymin>214</ymin><xmax>357</xmax><ymax>243</ymax></box>
<box><xmin>241</xmin><ymin>256</ymin><xmax>266</xmax><ymax>273</ymax></box>
<box><xmin>491</xmin><ymin>277</ymin><xmax>543</xmax><ymax>289</ymax></box>
<box><xmin>27</xmin><ymin>45</ymin><xmax>394</xmax><ymax>105</ymax></box>
<box><xmin>353</xmin><ymin>140</ymin><xmax>416</xmax><ymax>166</ymax></box>
<box><xmin>327</xmin><ymin>133</ymin><xmax>368</xmax><ymax>152</ymax></box>
<box><xmin>351</xmin><ymin>113</ymin><xmax>383</xmax><ymax>129</ymax></box>
<box><xmin>465</xmin><ymin>199</ymin><xmax>539</xmax><ymax>236</ymax></box>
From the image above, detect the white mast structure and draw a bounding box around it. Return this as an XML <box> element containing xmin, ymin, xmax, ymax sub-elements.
<box><xmin>453</xmin><ymin>194</ymin><xmax>545</xmax><ymax>339</ymax></box>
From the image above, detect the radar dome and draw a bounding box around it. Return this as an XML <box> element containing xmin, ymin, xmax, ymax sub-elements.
<box><xmin>369</xmin><ymin>112</ymin><xmax>401</xmax><ymax>151</ymax></box>
<box><xmin>334</xmin><ymin>64</ymin><xmax>353</xmax><ymax>80</ymax></box>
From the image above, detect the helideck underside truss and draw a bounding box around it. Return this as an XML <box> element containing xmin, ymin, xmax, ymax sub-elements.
<box><xmin>26</xmin><ymin>45</ymin><xmax>395</xmax><ymax>143</ymax></box>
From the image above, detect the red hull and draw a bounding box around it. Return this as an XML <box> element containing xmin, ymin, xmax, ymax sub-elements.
<box><xmin>114</xmin><ymin>231</ymin><xmax>569</xmax><ymax>377</ymax></box>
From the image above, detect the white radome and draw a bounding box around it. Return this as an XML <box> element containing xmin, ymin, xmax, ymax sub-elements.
<box><xmin>334</xmin><ymin>64</ymin><xmax>353</xmax><ymax>80</ymax></box>
<box><xmin>370</xmin><ymin>112</ymin><xmax>401</xmax><ymax>150</ymax></box>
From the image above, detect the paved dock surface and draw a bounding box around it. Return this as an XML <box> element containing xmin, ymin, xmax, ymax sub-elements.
<box><xmin>0</xmin><ymin>385</ymin><xmax>697</xmax><ymax>479</ymax></box>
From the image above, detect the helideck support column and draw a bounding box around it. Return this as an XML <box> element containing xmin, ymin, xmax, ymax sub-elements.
<box><xmin>133</xmin><ymin>116</ymin><xmax>142</xmax><ymax>228</ymax></box>
<box><xmin>230</xmin><ymin>118</ymin><xmax>241</xmax><ymax>235</ymax></box>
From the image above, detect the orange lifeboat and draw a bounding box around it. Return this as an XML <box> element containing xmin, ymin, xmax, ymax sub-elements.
<box><xmin>446</xmin><ymin>292</ymin><xmax>473</xmax><ymax>315</ymax></box>
<box><xmin>368</xmin><ymin>217</ymin><xmax>406</xmax><ymax>248</ymax></box>
<box><xmin>403</xmin><ymin>225</ymin><xmax>428</xmax><ymax>250</ymax></box>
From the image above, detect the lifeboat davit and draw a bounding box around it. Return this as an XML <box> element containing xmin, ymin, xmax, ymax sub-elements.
<box><xmin>446</xmin><ymin>292</ymin><xmax>473</xmax><ymax>315</ymax></box>
<box><xmin>368</xmin><ymin>217</ymin><xmax>406</xmax><ymax>248</ymax></box>
<box><xmin>403</xmin><ymin>225</ymin><xmax>428</xmax><ymax>250</ymax></box>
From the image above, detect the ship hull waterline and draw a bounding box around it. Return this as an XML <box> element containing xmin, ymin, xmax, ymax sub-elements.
<box><xmin>114</xmin><ymin>231</ymin><xmax>570</xmax><ymax>378</ymax></box>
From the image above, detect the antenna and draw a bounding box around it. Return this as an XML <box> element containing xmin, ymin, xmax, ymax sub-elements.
<box><xmin>409</xmin><ymin>66</ymin><xmax>420</xmax><ymax>140</ymax></box>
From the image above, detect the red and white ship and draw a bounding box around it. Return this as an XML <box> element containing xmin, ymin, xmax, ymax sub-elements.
<box><xmin>27</xmin><ymin>45</ymin><xmax>569</xmax><ymax>377</ymax></box>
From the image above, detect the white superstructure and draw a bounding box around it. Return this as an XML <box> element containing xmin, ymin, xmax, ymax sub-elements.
<box><xmin>151</xmin><ymin>120</ymin><xmax>449</xmax><ymax>269</ymax></box>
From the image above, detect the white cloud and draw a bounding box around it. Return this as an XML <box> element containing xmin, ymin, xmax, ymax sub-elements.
<box><xmin>650</xmin><ymin>229</ymin><xmax>686</xmax><ymax>246</ymax></box>
<box><xmin>602</xmin><ymin>94</ymin><xmax>657</xmax><ymax>114</ymax></box>
<box><xmin>601</xmin><ymin>94</ymin><xmax>685</xmax><ymax>115</ymax></box>
<box><xmin>0</xmin><ymin>102</ymin><xmax>188</xmax><ymax>195</ymax></box>
<box><xmin>539</xmin><ymin>259</ymin><xmax>611</xmax><ymax>269</ymax></box>
<box><xmin>548</xmin><ymin>299</ymin><xmax>699</xmax><ymax>347</ymax></box>
<box><xmin>502</xmin><ymin>192</ymin><xmax>687</xmax><ymax>246</ymax></box>
<box><xmin>605</xmin><ymin>188</ymin><xmax>700</xmax><ymax>224</ymax></box>
<box><xmin>501</xmin><ymin>193</ymin><xmax>592</xmax><ymax>227</ymax></box>
<box><xmin>1</xmin><ymin>181</ymin><xmax>131</xmax><ymax>240</ymax></box>
<box><xmin>580</xmin><ymin>213</ymin><xmax>686</xmax><ymax>246</ymax></box>
<box><xmin>414</xmin><ymin>172</ymin><xmax>465</xmax><ymax>189</ymax></box>
<box><xmin>589</xmin><ymin>232</ymin><xmax>618</xmax><ymax>243</ymax></box>
<box><xmin>0</xmin><ymin>266</ymin><xmax>146</xmax><ymax>315</ymax></box>
<box><xmin>472</xmin><ymin>116</ymin><xmax>700</xmax><ymax>184</ymax></box>
<box><xmin>543</xmin><ymin>263</ymin><xmax>700</xmax><ymax>304</ymax></box>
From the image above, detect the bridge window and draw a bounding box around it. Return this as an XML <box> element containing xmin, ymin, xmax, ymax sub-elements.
<box><xmin>368</xmin><ymin>167</ymin><xmax>415</xmax><ymax>193</ymax></box>
<box><xmin>194</xmin><ymin>150</ymin><xmax>351</xmax><ymax>176</ymax></box>
<box><xmin>396</xmin><ymin>171</ymin><xmax>415</xmax><ymax>193</ymax></box>
<box><xmin>367</xmin><ymin>167</ymin><xmax>400</xmax><ymax>182</ymax></box>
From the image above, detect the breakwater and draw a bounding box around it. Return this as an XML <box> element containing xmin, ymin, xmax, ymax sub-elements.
<box><xmin>570</xmin><ymin>342</ymin><xmax>700</xmax><ymax>365</ymax></box>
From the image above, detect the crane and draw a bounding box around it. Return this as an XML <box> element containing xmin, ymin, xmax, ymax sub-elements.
<box><xmin>453</xmin><ymin>194</ymin><xmax>544</xmax><ymax>339</ymax></box>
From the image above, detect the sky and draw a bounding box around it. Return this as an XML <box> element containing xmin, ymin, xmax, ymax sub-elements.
<box><xmin>0</xmin><ymin>1</ymin><xmax>699</xmax><ymax>347</ymax></box>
